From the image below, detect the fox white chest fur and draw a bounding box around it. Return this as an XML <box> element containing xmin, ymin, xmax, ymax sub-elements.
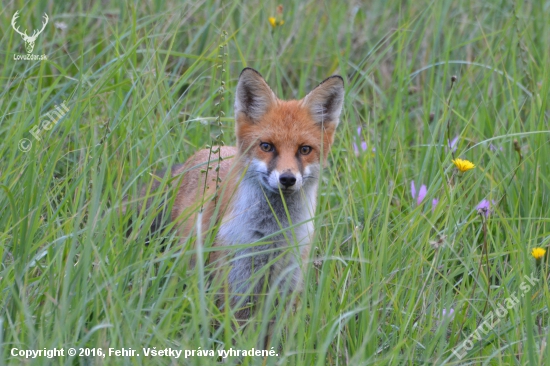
<box><xmin>217</xmin><ymin>164</ymin><xmax>318</xmax><ymax>298</ymax></box>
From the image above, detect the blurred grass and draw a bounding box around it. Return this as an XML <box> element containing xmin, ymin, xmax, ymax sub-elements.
<box><xmin>1</xmin><ymin>0</ymin><xmax>549</xmax><ymax>365</ymax></box>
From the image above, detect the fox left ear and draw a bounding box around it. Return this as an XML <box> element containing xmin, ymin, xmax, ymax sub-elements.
<box><xmin>302</xmin><ymin>76</ymin><xmax>345</xmax><ymax>129</ymax></box>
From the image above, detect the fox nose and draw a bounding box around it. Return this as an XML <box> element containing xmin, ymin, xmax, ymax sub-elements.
<box><xmin>279</xmin><ymin>172</ymin><xmax>297</xmax><ymax>187</ymax></box>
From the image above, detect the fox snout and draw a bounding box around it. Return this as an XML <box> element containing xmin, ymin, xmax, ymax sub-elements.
<box><xmin>251</xmin><ymin>159</ymin><xmax>303</xmax><ymax>193</ymax></box>
<box><xmin>266</xmin><ymin>169</ymin><xmax>302</xmax><ymax>192</ymax></box>
<box><xmin>279</xmin><ymin>172</ymin><xmax>296</xmax><ymax>187</ymax></box>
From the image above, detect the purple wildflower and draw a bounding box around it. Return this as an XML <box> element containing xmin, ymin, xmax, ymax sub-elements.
<box><xmin>442</xmin><ymin>308</ymin><xmax>455</xmax><ymax>319</ymax></box>
<box><xmin>356</xmin><ymin>141</ymin><xmax>367</xmax><ymax>151</ymax></box>
<box><xmin>476</xmin><ymin>199</ymin><xmax>495</xmax><ymax>218</ymax></box>
<box><xmin>489</xmin><ymin>143</ymin><xmax>503</xmax><ymax>152</ymax></box>
<box><xmin>411</xmin><ymin>181</ymin><xmax>439</xmax><ymax>210</ymax></box>
<box><xmin>448</xmin><ymin>136</ymin><xmax>459</xmax><ymax>152</ymax></box>
<box><xmin>411</xmin><ymin>181</ymin><xmax>427</xmax><ymax>206</ymax></box>
<box><xmin>353</xmin><ymin>127</ymin><xmax>375</xmax><ymax>155</ymax></box>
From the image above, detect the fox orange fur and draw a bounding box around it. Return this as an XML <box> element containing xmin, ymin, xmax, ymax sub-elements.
<box><xmin>130</xmin><ymin>68</ymin><xmax>344</xmax><ymax>322</ymax></box>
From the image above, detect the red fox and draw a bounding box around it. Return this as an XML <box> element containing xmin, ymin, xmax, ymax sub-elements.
<box><xmin>129</xmin><ymin>68</ymin><xmax>344</xmax><ymax>322</ymax></box>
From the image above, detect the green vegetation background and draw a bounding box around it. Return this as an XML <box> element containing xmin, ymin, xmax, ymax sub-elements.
<box><xmin>1</xmin><ymin>0</ymin><xmax>549</xmax><ymax>364</ymax></box>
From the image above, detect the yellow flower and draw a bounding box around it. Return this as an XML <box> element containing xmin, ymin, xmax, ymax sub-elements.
<box><xmin>452</xmin><ymin>158</ymin><xmax>475</xmax><ymax>172</ymax></box>
<box><xmin>531</xmin><ymin>247</ymin><xmax>546</xmax><ymax>260</ymax></box>
<box><xmin>268</xmin><ymin>16</ymin><xmax>284</xmax><ymax>28</ymax></box>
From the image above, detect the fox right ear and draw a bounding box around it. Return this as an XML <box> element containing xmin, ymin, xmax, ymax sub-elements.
<box><xmin>235</xmin><ymin>68</ymin><xmax>277</xmax><ymax>123</ymax></box>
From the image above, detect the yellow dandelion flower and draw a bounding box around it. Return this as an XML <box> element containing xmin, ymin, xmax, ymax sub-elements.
<box><xmin>531</xmin><ymin>247</ymin><xmax>546</xmax><ymax>260</ymax></box>
<box><xmin>268</xmin><ymin>16</ymin><xmax>284</xmax><ymax>28</ymax></box>
<box><xmin>452</xmin><ymin>158</ymin><xmax>475</xmax><ymax>172</ymax></box>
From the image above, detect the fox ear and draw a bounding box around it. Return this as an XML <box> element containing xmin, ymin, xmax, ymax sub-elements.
<box><xmin>235</xmin><ymin>68</ymin><xmax>277</xmax><ymax>122</ymax></box>
<box><xmin>302</xmin><ymin>76</ymin><xmax>344</xmax><ymax>129</ymax></box>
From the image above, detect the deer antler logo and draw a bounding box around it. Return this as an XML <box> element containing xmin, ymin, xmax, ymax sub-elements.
<box><xmin>11</xmin><ymin>11</ymin><xmax>49</xmax><ymax>54</ymax></box>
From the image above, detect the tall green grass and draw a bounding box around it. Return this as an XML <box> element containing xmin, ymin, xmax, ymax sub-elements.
<box><xmin>1</xmin><ymin>0</ymin><xmax>549</xmax><ymax>364</ymax></box>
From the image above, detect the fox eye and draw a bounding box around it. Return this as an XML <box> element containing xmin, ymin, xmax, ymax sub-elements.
<box><xmin>260</xmin><ymin>142</ymin><xmax>275</xmax><ymax>152</ymax></box>
<box><xmin>299</xmin><ymin>146</ymin><xmax>312</xmax><ymax>155</ymax></box>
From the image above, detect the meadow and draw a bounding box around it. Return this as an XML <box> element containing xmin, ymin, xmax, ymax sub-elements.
<box><xmin>1</xmin><ymin>0</ymin><xmax>549</xmax><ymax>364</ymax></box>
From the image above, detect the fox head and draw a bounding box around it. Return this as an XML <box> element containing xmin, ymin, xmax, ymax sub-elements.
<box><xmin>234</xmin><ymin>68</ymin><xmax>344</xmax><ymax>194</ymax></box>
